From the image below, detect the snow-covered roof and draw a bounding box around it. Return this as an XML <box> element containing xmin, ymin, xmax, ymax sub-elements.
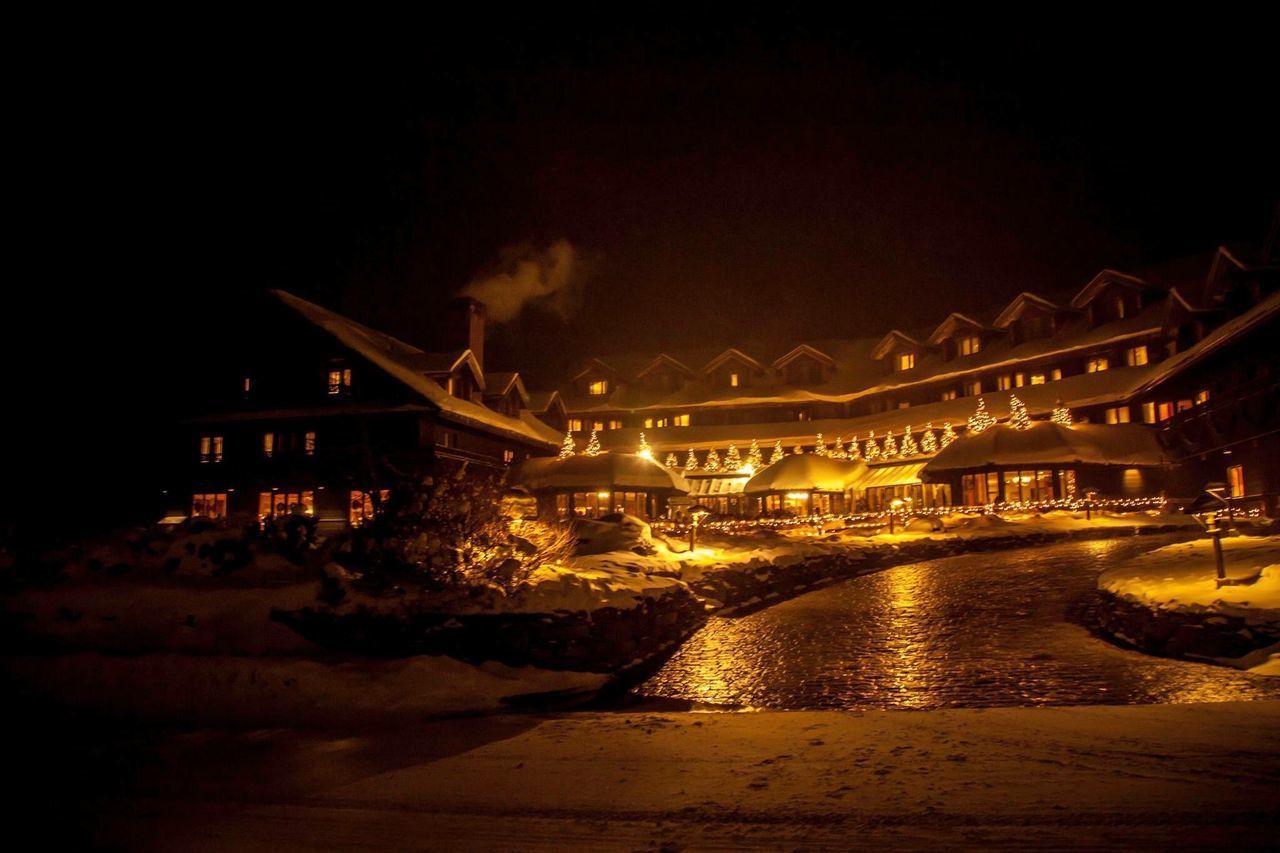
<box><xmin>511</xmin><ymin>453</ymin><xmax>690</xmax><ymax>493</ymax></box>
<box><xmin>921</xmin><ymin>422</ymin><xmax>1167</xmax><ymax>475</ymax></box>
<box><xmin>743</xmin><ymin>454</ymin><xmax>866</xmax><ymax>494</ymax></box>
<box><xmin>484</xmin><ymin>371</ymin><xmax>529</xmax><ymax>405</ymax></box>
<box><xmin>1070</xmin><ymin>270</ymin><xmax>1147</xmax><ymax>309</ymax></box>
<box><xmin>270</xmin><ymin>290</ymin><xmax>555</xmax><ymax>449</ymax></box>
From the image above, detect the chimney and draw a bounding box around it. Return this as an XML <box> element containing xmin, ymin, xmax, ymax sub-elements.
<box><xmin>442</xmin><ymin>297</ymin><xmax>486</xmax><ymax>371</ymax></box>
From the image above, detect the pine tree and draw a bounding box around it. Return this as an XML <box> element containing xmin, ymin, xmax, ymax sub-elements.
<box><xmin>585</xmin><ymin>428</ymin><xmax>602</xmax><ymax>456</ymax></box>
<box><xmin>1009</xmin><ymin>394</ymin><xmax>1031</xmax><ymax>430</ymax></box>
<box><xmin>1051</xmin><ymin>399</ymin><xmax>1073</xmax><ymax>427</ymax></box>
<box><xmin>685</xmin><ymin>448</ymin><xmax>699</xmax><ymax>471</ymax></box>
<box><xmin>968</xmin><ymin>397</ymin><xmax>996</xmax><ymax>434</ymax></box>
<box><xmin>724</xmin><ymin>444</ymin><xmax>742</xmax><ymax>471</ymax></box>
<box><xmin>813</xmin><ymin>433</ymin><xmax>827</xmax><ymax>456</ymax></box>
<box><xmin>704</xmin><ymin>448</ymin><xmax>721</xmax><ymax>472</ymax></box>
<box><xmin>883</xmin><ymin>429</ymin><xmax>898</xmax><ymax>458</ymax></box>
<box><xmin>864</xmin><ymin>431</ymin><xmax>881</xmax><ymax>462</ymax></box>
<box><xmin>637</xmin><ymin>431</ymin><xmax>653</xmax><ymax>460</ymax></box>
<box><xmin>921</xmin><ymin>422</ymin><xmax>938</xmax><ymax>455</ymax></box>
<box><xmin>747</xmin><ymin>439</ymin><xmax>764</xmax><ymax>470</ymax></box>
<box><xmin>901</xmin><ymin>424</ymin><xmax>919</xmax><ymax>456</ymax></box>
<box><xmin>558</xmin><ymin>429</ymin><xmax>576</xmax><ymax>459</ymax></box>
<box><xmin>665</xmin><ymin>452</ymin><xmax>678</xmax><ymax>468</ymax></box>
<box><xmin>941</xmin><ymin>421</ymin><xmax>957</xmax><ymax>447</ymax></box>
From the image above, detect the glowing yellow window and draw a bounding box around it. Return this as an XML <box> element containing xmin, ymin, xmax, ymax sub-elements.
<box><xmin>997</xmin><ymin>375</ymin><xmax>1012</xmax><ymax>391</ymax></box>
<box><xmin>1086</xmin><ymin>357</ymin><xmax>1110</xmax><ymax>373</ymax></box>
<box><xmin>672</xmin><ymin>414</ymin><xmax>690</xmax><ymax>426</ymax></box>
<box><xmin>960</xmin><ymin>335</ymin><xmax>981</xmax><ymax>356</ymax></box>
<box><xmin>328</xmin><ymin>368</ymin><xmax>352</xmax><ymax>395</ymax></box>
<box><xmin>262</xmin><ymin>432</ymin><xmax>275</xmax><ymax>458</ymax></box>
<box><xmin>1126</xmin><ymin>346</ymin><xmax>1149</xmax><ymax>366</ymax></box>
<box><xmin>1227</xmin><ymin>464</ymin><xmax>1245</xmax><ymax>498</ymax></box>
<box><xmin>1029</xmin><ymin>373</ymin><xmax>1045</xmax><ymax>385</ymax></box>
<box><xmin>607</xmin><ymin>420</ymin><xmax>622</xmax><ymax>430</ymax></box>
<box><xmin>897</xmin><ymin>352</ymin><xmax>915</xmax><ymax>371</ymax></box>
<box><xmin>729</xmin><ymin>372</ymin><xmax>740</xmax><ymax>387</ymax></box>
<box><xmin>304</xmin><ymin>431</ymin><xmax>316</xmax><ymax>455</ymax></box>
<box><xmin>567</xmin><ymin>419</ymin><xmax>583</xmax><ymax>432</ymax></box>
<box><xmin>588</xmin><ymin>380</ymin><xmax>609</xmax><ymax>396</ymax></box>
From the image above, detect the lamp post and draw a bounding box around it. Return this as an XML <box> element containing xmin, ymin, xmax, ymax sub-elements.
<box><xmin>1200</xmin><ymin>483</ymin><xmax>1230</xmax><ymax>584</ymax></box>
<box><xmin>688</xmin><ymin>504</ymin><xmax>710</xmax><ymax>552</ymax></box>
<box><xmin>889</xmin><ymin>498</ymin><xmax>904</xmax><ymax>535</ymax></box>
<box><xmin>1083</xmin><ymin>488</ymin><xmax>1099</xmax><ymax>521</ymax></box>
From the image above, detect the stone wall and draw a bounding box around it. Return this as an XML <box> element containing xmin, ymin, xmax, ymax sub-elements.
<box><xmin>1093</xmin><ymin>591</ymin><xmax>1280</xmax><ymax>662</ymax></box>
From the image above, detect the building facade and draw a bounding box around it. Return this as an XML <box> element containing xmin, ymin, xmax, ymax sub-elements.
<box><xmin>549</xmin><ymin>239</ymin><xmax>1279</xmax><ymax>517</ymax></box>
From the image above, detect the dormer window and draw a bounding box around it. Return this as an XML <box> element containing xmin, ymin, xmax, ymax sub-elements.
<box><xmin>588</xmin><ymin>379</ymin><xmax>609</xmax><ymax>396</ymax></box>
<box><xmin>328</xmin><ymin>368</ymin><xmax>352</xmax><ymax>396</ymax></box>
<box><xmin>1125</xmin><ymin>345</ymin><xmax>1149</xmax><ymax>366</ymax></box>
<box><xmin>959</xmin><ymin>335</ymin><xmax>981</xmax><ymax>356</ymax></box>
<box><xmin>729</xmin><ymin>372</ymin><xmax>740</xmax><ymax>387</ymax></box>
<box><xmin>199</xmin><ymin>435</ymin><xmax>224</xmax><ymax>464</ymax></box>
<box><xmin>896</xmin><ymin>352</ymin><xmax>916</xmax><ymax>372</ymax></box>
<box><xmin>1113</xmin><ymin>296</ymin><xmax>1126</xmax><ymax>320</ymax></box>
<box><xmin>1086</xmin><ymin>357</ymin><xmax>1110</xmax><ymax>373</ymax></box>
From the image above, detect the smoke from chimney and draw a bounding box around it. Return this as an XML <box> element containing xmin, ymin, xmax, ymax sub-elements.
<box><xmin>460</xmin><ymin>239</ymin><xmax>587</xmax><ymax>323</ymax></box>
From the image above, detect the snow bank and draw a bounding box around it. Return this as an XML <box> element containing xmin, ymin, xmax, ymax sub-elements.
<box><xmin>2</xmin><ymin>652</ymin><xmax>607</xmax><ymax>727</ymax></box>
<box><xmin>1099</xmin><ymin>536</ymin><xmax>1280</xmax><ymax>620</ymax></box>
<box><xmin>508</xmin><ymin>563</ymin><xmax>690</xmax><ymax>613</ymax></box>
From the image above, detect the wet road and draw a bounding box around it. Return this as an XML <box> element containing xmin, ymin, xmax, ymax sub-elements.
<box><xmin>637</xmin><ymin>536</ymin><xmax>1280</xmax><ymax>710</ymax></box>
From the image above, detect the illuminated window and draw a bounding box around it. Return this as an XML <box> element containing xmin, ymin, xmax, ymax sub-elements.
<box><xmin>1176</xmin><ymin>399</ymin><xmax>1193</xmax><ymax>413</ymax></box>
<box><xmin>959</xmin><ymin>335</ymin><xmax>981</xmax><ymax>356</ymax></box>
<box><xmin>729</xmin><ymin>372</ymin><xmax>740</xmax><ymax>387</ymax></box>
<box><xmin>1125</xmin><ymin>346</ymin><xmax>1149</xmax><ymax>367</ymax></box>
<box><xmin>965</xmin><ymin>380</ymin><xmax>982</xmax><ymax>397</ymax></box>
<box><xmin>567</xmin><ymin>418</ymin><xmax>583</xmax><ymax>432</ymax></box>
<box><xmin>606</xmin><ymin>419</ymin><xmax>623</xmax><ymax>430</ymax></box>
<box><xmin>304</xmin><ymin>431</ymin><xmax>316</xmax><ymax>455</ymax></box>
<box><xmin>1195</xmin><ymin>389</ymin><xmax>1210</xmax><ymax>405</ymax></box>
<box><xmin>1113</xmin><ymin>295</ymin><xmax>1126</xmax><ymax>319</ymax></box>
<box><xmin>1105</xmin><ymin>406</ymin><xmax>1131</xmax><ymax>424</ymax></box>
<box><xmin>997</xmin><ymin>375</ymin><xmax>1012</xmax><ymax>391</ymax></box>
<box><xmin>349</xmin><ymin>489</ymin><xmax>391</xmax><ymax>526</ymax></box>
<box><xmin>588</xmin><ymin>379</ymin><xmax>609</xmax><ymax>396</ymax></box>
<box><xmin>191</xmin><ymin>492</ymin><xmax>227</xmax><ymax>519</ymax></box>
<box><xmin>199</xmin><ymin>435</ymin><xmax>224</xmax><ymax>464</ymax></box>
<box><xmin>1086</xmin><ymin>357</ymin><xmax>1109</xmax><ymax>373</ymax></box>
<box><xmin>897</xmin><ymin>401</ymin><xmax>910</xmax><ymax>409</ymax></box>
<box><xmin>592</xmin><ymin>421</ymin><xmax>605</xmax><ymax>432</ymax></box>
<box><xmin>328</xmin><ymin>368</ymin><xmax>352</xmax><ymax>395</ymax></box>
<box><xmin>1029</xmin><ymin>373</ymin><xmax>1046</xmax><ymax>385</ymax></box>
<box><xmin>1227</xmin><ymin>464</ymin><xmax>1245</xmax><ymax>498</ymax></box>
<box><xmin>643</xmin><ymin>418</ymin><xmax>653</xmax><ymax>429</ymax></box>
<box><xmin>263</xmin><ymin>432</ymin><xmax>275</xmax><ymax>458</ymax></box>
<box><xmin>1002</xmin><ymin>469</ymin><xmax>1055</xmax><ymax>503</ymax></box>
<box><xmin>655</xmin><ymin>417</ymin><xmax>670</xmax><ymax>428</ymax></box>
<box><xmin>503</xmin><ymin>449</ymin><xmax>514</xmax><ymax>464</ymax></box>
<box><xmin>1050</xmin><ymin>368</ymin><xmax>1062</xmax><ymax>381</ymax></box>
<box><xmin>446</xmin><ymin>376</ymin><xmax>457</xmax><ymax>396</ymax></box>
<box><xmin>798</xmin><ymin>410</ymin><xmax>810</xmax><ymax>421</ymax></box>
<box><xmin>1141</xmin><ymin>402</ymin><xmax>1156</xmax><ymax>424</ymax></box>
<box><xmin>1156</xmin><ymin>402</ymin><xmax>1174</xmax><ymax>421</ymax></box>
<box><xmin>961</xmin><ymin>472</ymin><xmax>1000</xmax><ymax>505</ymax></box>
<box><xmin>242</xmin><ymin>376</ymin><xmax>252</xmax><ymax>398</ymax></box>
<box><xmin>940</xmin><ymin>389</ymin><xmax>957</xmax><ymax>401</ymax></box>
<box><xmin>672</xmin><ymin>414</ymin><xmax>690</xmax><ymax>426</ymax></box>
<box><xmin>259</xmin><ymin>490</ymin><xmax>314</xmax><ymax>519</ymax></box>
<box><xmin>896</xmin><ymin>352</ymin><xmax>916</xmax><ymax>371</ymax></box>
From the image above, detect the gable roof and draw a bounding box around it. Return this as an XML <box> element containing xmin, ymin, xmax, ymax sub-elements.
<box><xmin>270</xmin><ymin>290</ymin><xmax>554</xmax><ymax>449</ymax></box>
<box><xmin>571</xmin><ymin>358</ymin><xmax>618</xmax><ymax>382</ymax></box>
<box><xmin>635</xmin><ymin>353</ymin><xmax>695</xmax><ymax>379</ymax></box>
<box><xmin>773</xmin><ymin>343</ymin><xmax>836</xmax><ymax>370</ymax></box>
<box><xmin>993</xmin><ymin>292</ymin><xmax>1062</xmax><ymax>328</ymax></box>
<box><xmin>526</xmin><ymin>389</ymin><xmax>564</xmax><ymax>414</ymax></box>
<box><xmin>483</xmin><ymin>372</ymin><xmax>529</xmax><ymax>405</ymax></box>
<box><xmin>416</xmin><ymin>349</ymin><xmax>485</xmax><ymax>389</ymax></box>
<box><xmin>926</xmin><ymin>313</ymin><xmax>994</xmax><ymax>346</ymax></box>
<box><xmin>871</xmin><ymin>330</ymin><xmax>927</xmax><ymax>361</ymax></box>
<box><xmin>1070</xmin><ymin>270</ymin><xmax>1148</xmax><ymax>309</ymax></box>
<box><xmin>703</xmin><ymin>347</ymin><xmax>765</xmax><ymax>374</ymax></box>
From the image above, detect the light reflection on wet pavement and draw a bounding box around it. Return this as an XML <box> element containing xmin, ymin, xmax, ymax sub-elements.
<box><xmin>637</xmin><ymin>536</ymin><xmax>1280</xmax><ymax>710</ymax></box>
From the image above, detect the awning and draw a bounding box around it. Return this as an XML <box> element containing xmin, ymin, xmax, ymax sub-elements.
<box><xmin>687</xmin><ymin>475</ymin><xmax>749</xmax><ymax>496</ymax></box>
<box><xmin>511</xmin><ymin>453</ymin><xmax>690</xmax><ymax>493</ymax></box>
<box><xmin>857</xmin><ymin>461</ymin><xmax>928</xmax><ymax>490</ymax></box>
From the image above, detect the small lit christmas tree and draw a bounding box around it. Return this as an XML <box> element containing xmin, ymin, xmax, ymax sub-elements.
<box><xmin>921</xmin><ymin>422</ymin><xmax>937</xmax><ymax>454</ymax></box>
<box><xmin>941</xmin><ymin>421</ymin><xmax>957</xmax><ymax>447</ymax></box>
<box><xmin>864</xmin><ymin>431</ymin><xmax>881</xmax><ymax>462</ymax></box>
<box><xmin>968</xmin><ymin>397</ymin><xmax>996</xmax><ymax>434</ymax></box>
<box><xmin>747</xmin><ymin>439</ymin><xmax>764</xmax><ymax>470</ymax></box>
<box><xmin>685</xmin><ymin>448</ymin><xmax>699</xmax><ymax>471</ymax></box>
<box><xmin>813</xmin><ymin>433</ymin><xmax>827</xmax><ymax>456</ymax></box>
<box><xmin>772</xmin><ymin>440</ymin><xmax>785</xmax><ymax>465</ymax></box>
<box><xmin>724</xmin><ymin>444</ymin><xmax>743</xmax><ymax>471</ymax></box>
<box><xmin>883</xmin><ymin>429</ymin><xmax>898</xmax><ymax>458</ymax></box>
<box><xmin>1051</xmin><ymin>399</ymin><xmax>1073</xmax><ymax>427</ymax></box>
<box><xmin>705</xmin><ymin>448</ymin><xmax>721</xmax><ymax>472</ymax></box>
<box><xmin>585</xmin><ymin>428</ymin><xmax>602</xmax><ymax>456</ymax></box>
<box><xmin>793</xmin><ymin>445</ymin><xmax>804</xmax><ymax>455</ymax></box>
<box><xmin>829</xmin><ymin>435</ymin><xmax>845</xmax><ymax>459</ymax></box>
<box><xmin>637</xmin><ymin>431</ymin><xmax>653</xmax><ymax>460</ymax></box>
<box><xmin>1008</xmin><ymin>394</ymin><xmax>1031</xmax><ymax>430</ymax></box>
<box><xmin>665</xmin><ymin>452</ymin><xmax>678</xmax><ymax>468</ymax></box>
<box><xmin>847</xmin><ymin>434</ymin><xmax>861</xmax><ymax>462</ymax></box>
<box><xmin>901</xmin><ymin>425</ymin><xmax>919</xmax><ymax>456</ymax></box>
<box><xmin>558</xmin><ymin>429</ymin><xmax>575</xmax><ymax>459</ymax></box>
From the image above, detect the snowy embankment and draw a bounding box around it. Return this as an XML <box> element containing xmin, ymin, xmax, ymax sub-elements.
<box><xmin>1097</xmin><ymin>535</ymin><xmax>1280</xmax><ymax>674</ymax></box>
<box><xmin>576</xmin><ymin>510</ymin><xmax>1199</xmax><ymax>614</ymax></box>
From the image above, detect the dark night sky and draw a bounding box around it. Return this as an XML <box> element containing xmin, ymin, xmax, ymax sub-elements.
<box><xmin>12</xmin><ymin>11</ymin><xmax>1279</xmax><ymax>538</ymax></box>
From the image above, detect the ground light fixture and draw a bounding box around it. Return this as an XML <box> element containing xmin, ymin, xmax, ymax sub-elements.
<box><xmin>688</xmin><ymin>504</ymin><xmax>711</xmax><ymax>551</ymax></box>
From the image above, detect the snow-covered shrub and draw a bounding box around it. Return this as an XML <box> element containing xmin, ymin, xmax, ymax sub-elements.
<box><xmin>346</xmin><ymin>464</ymin><xmax>575</xmax><ymax>594</ymax></box>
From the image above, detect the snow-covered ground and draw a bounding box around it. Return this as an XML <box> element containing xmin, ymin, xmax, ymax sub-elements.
<box><xmin>1099</xmin><ymin>535</ymin><xmax>1280</xmax><ymax>675</ymax></box>
<box><xmin>86</xmin><ymin>702</ymin><xmax>1280</xmax><ymax>850</ymax></box>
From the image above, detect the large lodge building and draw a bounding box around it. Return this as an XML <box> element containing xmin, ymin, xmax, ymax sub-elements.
<box><xmin>554</xmin><ymin>238</ymin><xmax>1280</xmax><ymax>519</ymax></box>
<box><xmin>180</xmin><ymin>225</ymin><xmax>1278</xmax><ymax>528</ymax></box>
